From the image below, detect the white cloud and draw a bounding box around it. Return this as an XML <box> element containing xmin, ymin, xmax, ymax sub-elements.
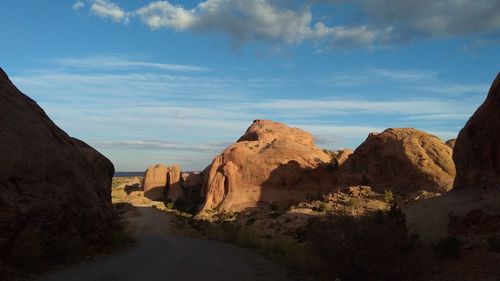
<box><xmin>90</xmin><ymin>139</ymin><xmax>231</xmax><ymax>153</ymax></box>
<box><xmin>135</xmin><ymin>1</ymin><xmax>195</xmax><ymax>30</ymax></box>
<box><xmin>369</xmin><ymin>68</ymin><xmax>438</xmax><ymax>81</ymax></box>
<box><xmin>54</xmin><ymin>54</ymin><xmax>211</xmax><ymax>72</ymax></box>
<box><xmin>322</xmin><ymin>68</ymin><xmax>489</xmax><ymax>98</ymax></box>
<box><xmin>82</xmin><ymin>0</ymin><xmax>391</xmax><ymax>48</ymax></box>
<box><xmin>78</xmin><ymin>0</ymin><xmax>500</xmax><ymax>50</ymax></box>
<box><xmin>250</xmin><ymin>98</ymin><xmax>471</xmax><ymax>116</ymax></box>
<box><xmin>361</xmin><ymin>0</ymin><xmax>500</xmax><ymax>38</ymax></box>
<box><xmin>72</xmin><ymin>1</ymin><xmax>85</xmax><ymax>10</ymax></box>
<box><xmin>90</xmin><ymin>0</ymin><xmax>129</xmax><ymax>23</ymax></box>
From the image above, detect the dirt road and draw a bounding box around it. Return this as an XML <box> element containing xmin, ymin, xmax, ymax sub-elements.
<box><xmin>37</xmin><ymin>207</ymin><xmax>290</xmax><ymax>281</ymax></box>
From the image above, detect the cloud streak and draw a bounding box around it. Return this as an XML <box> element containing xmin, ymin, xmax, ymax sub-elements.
<box><xmin>11</xmin><ymin>54</ymin><xmax>485</xmax><ymax>170</ymax></box>
<box><xmin>55</xmin><ymin>54</ymin><xmax>211</xmax><ymax>72</ymax></box>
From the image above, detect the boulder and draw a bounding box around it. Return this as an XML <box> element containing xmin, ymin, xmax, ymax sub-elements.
<box><xmin>142</xmin><ymin>164</ymin><xmax>182</xmax><ymax>201</ymax></box>
<box><xmin>166</xmin><ymin>164</ymin><xmax>182</xmax><ymax>202</ymax></box>
<box><xmin>143</xmin><ymin>164</ymin><xmax>169</xmax><ymax>200</ymax></box>
<box><xmin>200</xmin><ymin>120</ymin><xmax>333</xmax><ymax>212</ymax></box>
<box><xmin>0</xmin><ymin>68</ymin><xmax>115</xmax><ymax>270</ymax></box>
<box><xmin>341</xmin><ymin>128</ymin><xmax>455</xmax><ymax>193</ymax></box>
<box><xmin>454</xmin><ymin>73</ymin><xmax>500</xmax><ymax>189</ymax></box>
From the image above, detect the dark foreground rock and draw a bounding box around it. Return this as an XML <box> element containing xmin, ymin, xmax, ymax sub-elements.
<box><xmin>453</xmin><ymin>73</ymin><xmax>500</xmax><ymax>190</ymax></box>
<box><xmin>0</xmin><ymin>68</ymin><xmax>115</xmax><ymax>275</ymax></box>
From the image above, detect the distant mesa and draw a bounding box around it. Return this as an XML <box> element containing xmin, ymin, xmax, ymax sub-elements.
<box><xmin>199</xmin><ymin>119</ymin><xmax>334</xmax><ymax>212</ymax></box>
<box><xmin>0</xmin><ymin>68</ymin><xmax>115</xmax><ymax>270</ymax></box>
<box><xmin>340</xmin><ymin>128</ymin><xmax>456</xmax><ymax>194</ymax></box>
<box><xmin>453</xmin><ymin>73</ymin><xmax>500</xmax><ymax>190</ymax></box>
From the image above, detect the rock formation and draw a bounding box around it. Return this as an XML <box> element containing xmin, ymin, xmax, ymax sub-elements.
<box><xmin>0</xmin><ymin>68</ymin><xmax>115</xmax><ymax>269</ymax></box>
<box><xmin>333</xmin><ymin>148</ymin><xmax>353</xmax><ymax>167</ymax></box>
<box><xmin>200</xmin><ymin>120</ymin><xmax>333</xmax><ymax>212</ymax></box>
<box><xmin>446</xmin><ymin>139</ymin><xmax>456</xmax><ymax>149</ymax></box>
<box><xmin>143</xmin><ymin>164</ymin><xmax>169</xmax><ymax>200</ymax></box>
<box><xmin>166</xmin><ymin>164</ymin><xmax>182</xmax><ymax>202</ymax></box>
<box><xmin>142</xmin><ymin>164</ymin><xmax>182</xmax><ymax>201</ymax></box>
<box><xmin>182</xmin><ymin>172</ymin><xmax>203</xmax><ymax>189</ymax></box>
<box><xmin>454</xmin><ymin>73</ymin><xmax>500</xmax><ymax>190</ymax></box>
<box><xmin>341</xmin><ymin>128</ymin><xmax>456</xmax><ymax>193</ymax></box>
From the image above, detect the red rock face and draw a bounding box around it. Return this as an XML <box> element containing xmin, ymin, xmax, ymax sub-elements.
<box><xmin>143</xmin><ymin>164</ymin><xmax>169</xmax><ymax>200</ymax></box>
<box><xmin>0</xmin><ymin>68</ymin><xmax>115</xmax><ymax>268</ymax></box>
<box><xmin>142</xmin><ymin>164</ymin><xmax>182</xmax><ymax>201</ymax></box>
<box><xmin>200</xmin><ymin>120</ymin><xmax>334</xmax><ymax>212</ymax></box>
<box><xmin>341</xmin><ymin>128</ymin><xmax>456</xmax><ymax>193</ymax></box>
<box><xmin>453</xmin><ymin>73</ymin><xmax>500</xmax><ymax>190</ymax></box>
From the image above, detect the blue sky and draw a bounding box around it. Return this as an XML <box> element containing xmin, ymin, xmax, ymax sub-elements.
<box><xmin>1</xmin><ymin>0</ymin><xmax>499</xmax><ymax>171</ymax></box>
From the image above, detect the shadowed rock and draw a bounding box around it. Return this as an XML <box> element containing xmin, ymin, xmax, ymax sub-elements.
<box><xmin>0</xmin><ymin>68</ymin><xmax>115</xmax><ymax>270</ymax></box>
<box><xmin>454</xmin><ymin>73</ymin><xmax>500</xmax><ymax>190</ymax></box>
<box><xmin>446</xmin><ymin>139</ymin><xmax>456</xmax><ymax>149</ymax></box>
<box><xmin>341</xmin><ymin>128</ymin><xmax>455</xmax><ymax>193</ymax></box>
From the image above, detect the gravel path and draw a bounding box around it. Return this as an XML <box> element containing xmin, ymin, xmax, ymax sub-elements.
<box><xmin>37</xmin><ymin>207</ymin><xmax>290</xmax><ymax>281</ymax></box>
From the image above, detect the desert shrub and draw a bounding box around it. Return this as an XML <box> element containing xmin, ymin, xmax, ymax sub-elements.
<box><xmin>384</xmin><ymin>189</ymin><xmax>394</xmax><ymax>203</ymax></box>
<box><xmin>314</xmin><ymin>201</ymin><xmax>332</xmax><ymax>213</ymax></box>
<box><xmin>432</xmin><ymin>236</ymin><xmax>462</xmax><ymax>260</ymax></box>
<box><xmin>302</xmin><ymin>205</ymin><xmax>430</xmax><ymax>281</ymax></box>
<box><xmin>322</xmin><ymin>149</ymin><xmax>338</xmax><ymax>159</ymax></box>
<box><xmin>487</xmin><ymin>236</ymin><xmax>500</xmax><ymax>252</ymax></box>
<box><xmin>213</xmin><ymin>210</ymin><xmax>236</xmax><ymax>221</ymax></box>
<box><xmin>322</xmin><ymin>149</ymin><xmax>340</xmax><ymax>171</ymax></box>
<box><xmin>165</xmin><ymin>201</ymin><xmax>174</xmax><ymax>210</ymax></box>
<box><xmin>346</xmin><ymin>197</ymin><xmax>360</xmax><ymax>209</ymax></box>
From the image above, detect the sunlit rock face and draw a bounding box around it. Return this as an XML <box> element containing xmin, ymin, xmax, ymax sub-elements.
<box><xmin>142</xmin><ymin>164</ymin><xmax>182</xmax><ymax>201</ymax></box>
<box><xmin>200</xmin><ymin>119</ymin><xmax>334</xmax><ymax>212</ymax></box>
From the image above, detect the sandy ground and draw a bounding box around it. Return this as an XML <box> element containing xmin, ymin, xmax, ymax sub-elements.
<box><xmin>37</xmin><ymin>207</ymin><xmax>289</xmax><ymax>281</ymax></box>
<box><xmin>404</xmin><ymin>189</ymin><xmax>500</xmax><ymax>242</ymax></box>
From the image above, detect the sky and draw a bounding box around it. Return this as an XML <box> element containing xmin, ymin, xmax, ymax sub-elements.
<box><xmin>1</xmin><ymin>0</ymin><xmax>499</xmax><ymax>171</ymax></box>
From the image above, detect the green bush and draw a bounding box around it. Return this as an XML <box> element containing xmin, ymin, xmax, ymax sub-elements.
<box><xmin>346</xmin><ymin>197</ymin><xmax>360</xmax><ymax>209</ymax></box>
<box><xmin>165</xmin><ymin>201</ymin><xmax>174</xmax><ymax>209</ymax></box>
<box><xmin>384</xmin><ymin>189</ymin><xmax>394</xmax><ymax>203</ymax></box>
<box><xmin>314</xmin><ymin>201</ymin><xmax>332</xmax><ymax>213</ymax></box>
